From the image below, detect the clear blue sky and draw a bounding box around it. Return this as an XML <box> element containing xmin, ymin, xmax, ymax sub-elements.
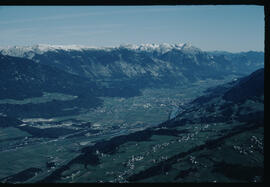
<box><xmin>0</xmin><ymin>5</ymin><xmax>264</xmax><ymax>52</ymax></box>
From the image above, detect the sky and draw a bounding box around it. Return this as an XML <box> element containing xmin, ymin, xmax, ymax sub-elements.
<box><xmin>0</xmin><ymin>5</ymin><xmax>264</xmax><ymax>52</ymax></box>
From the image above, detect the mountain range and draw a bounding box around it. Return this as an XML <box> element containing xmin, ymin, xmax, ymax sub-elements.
<box><xmin>0</xmin><ymin>43</ymin><xmax>264</xmax><ymax>100</ymax></box>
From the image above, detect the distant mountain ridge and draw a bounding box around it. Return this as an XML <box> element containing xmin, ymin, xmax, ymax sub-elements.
<box><xmin>0</xmin><ymin>43</ymin><xmax>263</xmax><ymax>91</ymax></box>
<box><xmin>0</xmin><ymin>43</ymin><xmax>263</xmax><ymax>57</ymax></box>
<box><xmin>0</xmin><ymin>43</ymin><xmax>198</xmax><ymax>55</ymax></box>
<box><xmin>0</xmin><ymin>43</ymin><xmax>264</xmax><ymax>103</ymax></box>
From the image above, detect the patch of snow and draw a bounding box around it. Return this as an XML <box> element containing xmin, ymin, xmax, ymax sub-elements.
<box><xmin>120</xmin><ymin>43</ymin><xmax>189</xmax><ymax>54</ymax></box>
<box><xmin>22</xmin><ymin>118</ymin><xmax>55</xmax><ymax>123</ymax></box>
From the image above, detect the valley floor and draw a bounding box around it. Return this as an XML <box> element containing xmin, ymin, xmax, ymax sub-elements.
<box><xmin>0</xmin><ymin>76</ymin><xmax>256</xmax><ymax>183</ymax></box>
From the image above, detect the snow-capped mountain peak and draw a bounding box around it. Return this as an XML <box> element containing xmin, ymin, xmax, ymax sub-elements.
<box><xmin>118</xmin><ymin>42</ymin><xmax>199</xmax><ymax>54</ymax></box>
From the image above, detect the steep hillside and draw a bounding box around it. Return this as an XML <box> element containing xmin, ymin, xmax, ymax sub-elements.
<box><xmin>0</xmin><ymin>54</ymin><xmax>105</xmax><ymax>118</ymax></box>
<box><xmin>223</xmin><ymin>68</ymin><xmax>264</xmax><ymax>102</ymax></box>
<box><xmin>0</xmin><ymin>54</ymin><xmax>102</xmax><ymax>100</ymax></box>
